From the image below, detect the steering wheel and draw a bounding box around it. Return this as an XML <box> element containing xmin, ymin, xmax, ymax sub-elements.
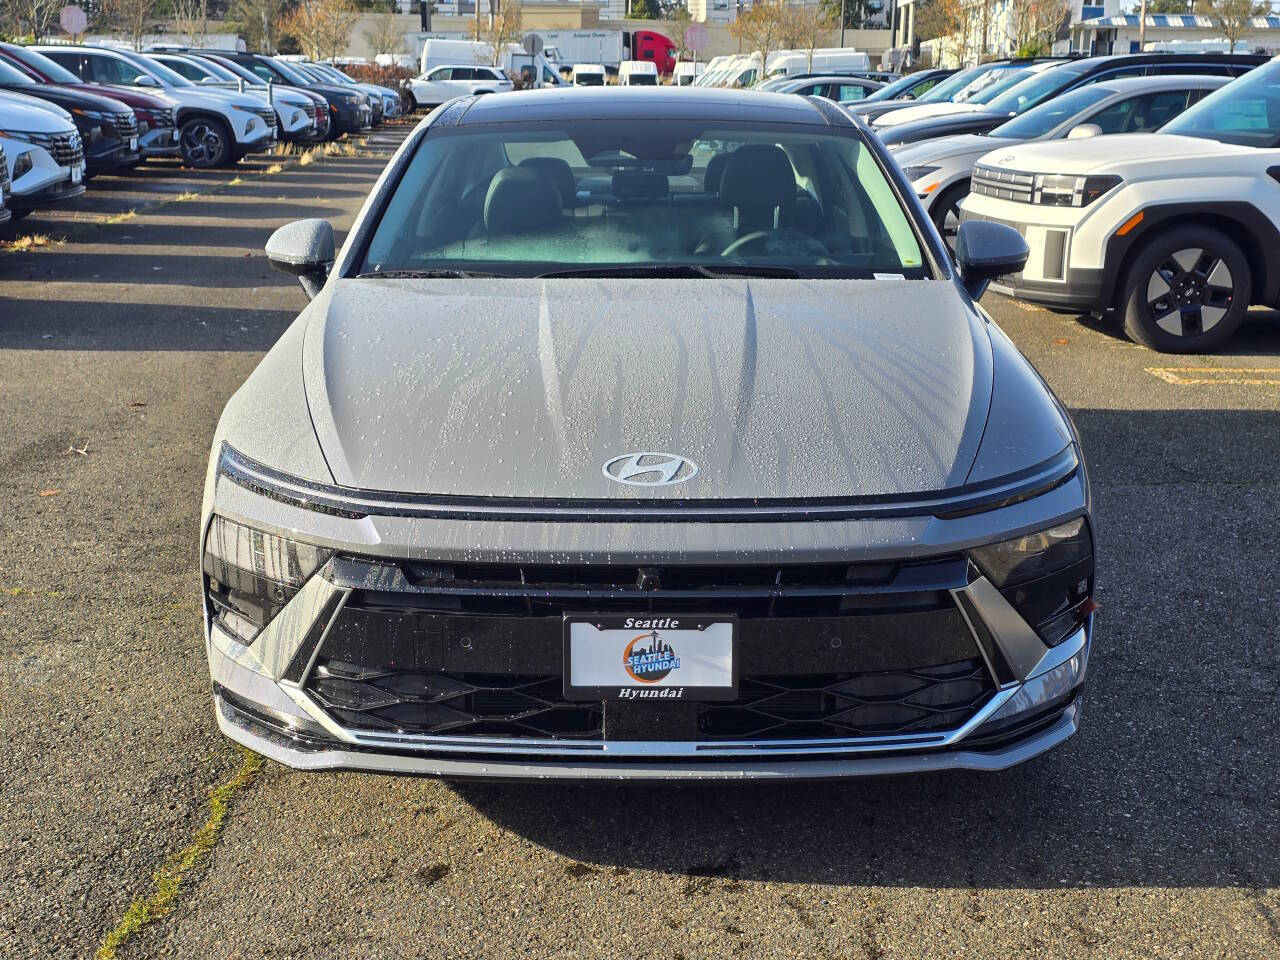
<box><xmin>721</xmin><ymin>229</ymin><xmax>831</xmax><ymax>259</ymax></box>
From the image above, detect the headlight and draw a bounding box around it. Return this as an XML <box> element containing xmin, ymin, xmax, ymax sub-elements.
<box><xmin>1032</xmin><ymin>173</ymin><xmax>1121</xmax><ymax>207</ymax></box>
<box><xmin>970</xmin><ymin>517</ymin><xmax>1095</xmax><ymax>647</ymax></box>
<box><xmin>290</xmin><ymin>111</ymin><xmax>302</xmax><ymax>124</ymax></box>
<box><xmin>984</xmin><ymin>649</ymin><xmax>1086</xmax><ymax>725</ymax></box>
<box><xmin>12</xmin><ymin>150</ymin><xmax>34</xmax><ymax>179</ymax></box>
<box><xmin>901</xmin><ymin>164</ymin><xmax>940</xmax><ymax>185</ymax></box>
<box><xmin>203</xmin><ymin>515</ymin><xmax>333</xmax><ymax>646</ymax></box>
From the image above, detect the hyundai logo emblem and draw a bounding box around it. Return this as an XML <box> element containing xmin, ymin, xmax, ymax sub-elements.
<box><xmin>602</xmin><ymin>452</ymin><xmax>698</xmax><ymax>487</ymax></box>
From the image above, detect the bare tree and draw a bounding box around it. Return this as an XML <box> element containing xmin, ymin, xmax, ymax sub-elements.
<box><xmin>664</xmin><ymin>6</ymin><xmax>695</xmax><ymax>63</ymax></box>
<box><xmin>729</xmin><ymin>0</ymin><xmax>788</xmax><ymax>85</ymax></box>
<box><xmin>104</xmin><ymin>0</ymin><xmax>158</xmax><ymax>50</ymax></box>
<box><xmin>915</xmin><ymin>0</ymin><xmax>973</xmax><ymax>67</ymax></box>
<box><xmin>0</xmin><ymin>0</ymin><xmax>65</xmax><ymax>39</ymax></box>
<box><xmin>1195</xmin><ymin>0</ymin><xmax>1269</xmax><ymax>53</ymax></box>
<box><xmin>1010</xmin><ymin>0</ymin><xmax>1070</xmax><ymax>56</ymax></box>
<box><xmin>781</xmin><ymin>2</ymin><xmax>837</xmax><ymax>72</ymax></box>
<box><xmin>471</xmin><ymin>0</ymin><xmax>522</xmax><ymax>66</ymax></box>
<box><xmin>279</xmin><ymin>0</ymin><xmax>359</xmax><ymax>62</ymax></box>
<box><xmin>171</xmin><ymin>0</ymin><xmax>209</xmax><ymax>48</ymax></box>
<box><xmin>230</xmin><ymin>0</ymin><xmax>286</xmax><ymax>53</ymax></box>
<box><xmin>364</xmin><ymin>10</ymin><xmax>406</xmax><ymax>60</ymax></box>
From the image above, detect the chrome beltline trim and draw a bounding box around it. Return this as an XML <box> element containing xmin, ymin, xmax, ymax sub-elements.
<box><xmin>217</xmin><ymin>442</ymin><xmax>1079</xmax><ymax>524</ymax></box>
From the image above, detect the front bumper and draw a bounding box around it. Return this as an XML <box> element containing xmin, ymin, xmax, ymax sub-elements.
<box><xmin>140</xmin><ymin>125</ymin><xmax>180</xmax><ymax>158</ymax></box>
<box><xmin>203</xmin><ymin>448</ymin><xmax>1094</xmax><ymax>780</ymax></box>
<box><xmin>11</xmin><ymin>173</ymin><xmax>85</xmax><ymax>209</ymax></box>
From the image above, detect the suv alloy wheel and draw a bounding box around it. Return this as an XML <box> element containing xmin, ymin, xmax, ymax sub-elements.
<box><xmin>179</xmin><ymin>115</ymin><xmax>231</xmax><ymax>168</ymax></box>
<box><xmin>1121</xmin><ymin>225</ymin><xmax>1251</xmax><ymax>352</ymax></box>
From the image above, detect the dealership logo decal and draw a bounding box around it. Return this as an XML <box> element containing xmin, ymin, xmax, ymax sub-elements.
<box><xmin>623</xmin><ymin>630</ymin><xmax>680</xmax><ymax>683</ymax></box>
<box><xmin>602</xmin><ymin>452</ymin><xmax>698</xmax><ymax>486</ymax></box>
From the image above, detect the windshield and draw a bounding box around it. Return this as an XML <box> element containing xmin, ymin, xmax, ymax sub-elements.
<box><xmin>119</xmin><ymin>50</ymin><xmax>193</xmax><ymax>87</ymax></box>
<box><xmin>151</xmin><ymin>55</ymin><xmax>217</xmax><ymax>82</ymax></box>
<box><xmin>575</xmin><ymin>73</ymin><xmax>604</xmax><ymax>85</ymax></box>
<box><xmin>295</xmin><ymin>64</ymin><xmax>327</xmax><ymax>82</ymax></box>
<box><xmin>866</xmin><ymin>71</ymin><xmax>940</xmax><ymax>102</ymax></box>
<box><xmin>267</xmin><ymin>57</ymin><xmax>313</xmax><ymax>84</ymax></box>
<box><xmin>190</xmin><ymin>57</ymin><xmax>241</xmax><ymax>82</ymax></box>
<box><xmin>207</xmin><ymin>55</ymin><xmax>265</xmax><ymax>85</ymax></box>
<box><xmin>1162</xmin><ymin>60</ymin><xmax>1280</xmax><ymax>146</ymax></box>
<box><xmin>990</xmin><ymin>85</ymin><xmax>1113</xmax><ymax>138</ymax></box>
<box><xmin>2</xmin><ymin>44</ymin><xmax>80</xmax><ymax>84</ymax></box>
<box><xmin>358</xmin><ymin>121</ymin><xmax>928</xmax><ymax>279</ymax></box>
<box><xmin>626</xmin><ymin>73</ymin><xmax>658</xmax><ymax>85</ymax></box>
<box><xmin>985</xmin><ymin>63</ymin><xmax>1084</xmax><ymax>114</ymax></box>
<box><xmin>918</xmin><ymin>64</ymin><xmax>995</xmax><ymax>103</ymax></box>
<box><xmin>0</xmin><ymin>58</ymin><xmax>37</xmax><ymax>84</ymax></box>
<box><xmin>963</xmin><ymin>67</ymin><xmax>1034</xmax><ymax>104</ymax></box>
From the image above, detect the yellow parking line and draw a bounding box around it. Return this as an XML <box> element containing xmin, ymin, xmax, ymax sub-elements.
<box><xmin>1145</xmin><ymin>367</ymin><xmax>1280</xmax><ymax>385</ymax></box>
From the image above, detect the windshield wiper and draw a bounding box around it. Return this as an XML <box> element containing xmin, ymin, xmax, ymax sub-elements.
<box><xmin>537</xmin><ymin>264</ymin><xmax>801</xmax><ymax>279</ymax></box>
<box><xmin>356</xmin><ymin>269</ymin><xmax>511</xmax><ymax>279</ymax></box>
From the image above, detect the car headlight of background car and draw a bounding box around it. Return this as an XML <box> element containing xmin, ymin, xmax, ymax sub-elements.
<box><xmin>901</xmin><ymin>164</ymin><xmax>940</xmax><ymax>189</ymax></box>
<box><xmin>203</xmin><ymin>515</ymin><xmax>332</xmax><ymax>646</ymax></box>
<box><xmin>1031</xmin><ymin>173</ymin><xmax>1122</xmax><ymax>207</ymax></box>
<box><xmin>12</xmin><ymin>149</ymin><xmax>34</xmax><ymax>179</ymax></box>
<box><xmin>970</xmin><ymin>517</ymin><xmax>1095</xmax><ymax>647</ymax></box>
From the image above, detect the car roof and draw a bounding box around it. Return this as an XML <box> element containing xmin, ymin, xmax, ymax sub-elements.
<box><xmin>431</xmin><ymin>63</ymin><xmax>501</xmax><ymax>69</ymax></box>
<box><xmin>455</xmin><ymin>87</ymin><xmax>838</xmax><ymax>125</ymax></box>
<box><xmin>787</xmin><ymin>75</ymin><xmax>884</xmax><ymax>85</ymax></box>
<box><xmin>1086</xmin><ymin>73</ymin><xmax>1233</xmax><ymax>95</ymax></box>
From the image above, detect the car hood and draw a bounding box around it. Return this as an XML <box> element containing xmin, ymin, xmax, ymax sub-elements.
<box><xmin>975</xmin><ymin>132</ymin><xmax>1250</xmax><ymax>174</ymax></box>
<box><xmin>299</xmin><ymin>278</ymin><xmax>996</xmax><ymax>500</ymax></box>
<box><xmin>0</xmin><ymin>89</ymin><xmax>74</xmax><ymax>127</ymax></box>
<box><xmin>875</xmin><ymin>101</ymin><xmax>979</xmax><ymax>128</ymax></box>
<box><xmin>90</xmin><ymin>84</ymin><xmax>174</xmax><ymax>108</ymax></box>
<box><xmin>3</xmin><ymin>83</ymin><xmax>130</xmax><ymax>115</ymax></box>
<box><xmin>895</xmin><ymin>133</ymin><xmax>1016</xmax><ymax>167</ymax></box>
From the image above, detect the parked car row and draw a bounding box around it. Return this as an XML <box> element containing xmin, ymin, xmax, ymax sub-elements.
<box><xmin>0</xmin><ymin>43</ymin><xmax>397</xmax><ymax>224</ymax></box>
<box><xmin>843</xmin><ymin>52</ymin><xmax>1280</xmax><ymax>351</ymax></box>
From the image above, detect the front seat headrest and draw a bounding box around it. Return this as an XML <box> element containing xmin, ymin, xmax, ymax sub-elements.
<box><xmin>484</xmin><ymin>167</ymin><xmax>563</xmax><ymax>235</ymax></box>
<box><xmin>704</xmin><ymin>151</ymin><xmax>732</xmax><ymax>193</ymax></box>
<box><xmin>718</xmin><ymin>144</ymin><xmax>796</xmax><ymax>230</ymax></box>
<box><xmin>518</xmin><ymin>156</ymin><xmax>576</xmax><ymax>206</ymax></box>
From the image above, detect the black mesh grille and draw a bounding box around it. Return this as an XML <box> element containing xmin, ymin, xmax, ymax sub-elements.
<box><xmin>113</xmin><ymin>112</ymin><xmax>139</xmax><ymax>139</ymax></box>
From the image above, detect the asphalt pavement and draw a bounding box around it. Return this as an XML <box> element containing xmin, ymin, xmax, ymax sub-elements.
<box><xmin>1</xmin><ymin>127</ymin><xmax>1277</xmax><ymax>959</ymax></box>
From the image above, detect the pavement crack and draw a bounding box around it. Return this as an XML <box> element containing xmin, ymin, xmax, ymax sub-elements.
<box><xmin>94</xmin><ymin>747</ymin><xmax>263</xmax><ymax>960</ymax></box>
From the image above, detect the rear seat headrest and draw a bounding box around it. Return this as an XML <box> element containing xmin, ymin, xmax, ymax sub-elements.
<box><xmin>704</xmin><ymin>152</ymin><xmax>731</xmax><ymax>193</ymax></box>
<box><xmin>518</xmin><ymin>156</ymin><xmax>576</xmax><ymax>206</ymax></box>
<box><xmin>484</xmin><ymin>167</ymin><xmax>563</xmax><ymax>235</ymax></box>
<box><xmin>611</xmin><ymin>170</ymin><xmax>669</xmax><ymax>200</ymax></box>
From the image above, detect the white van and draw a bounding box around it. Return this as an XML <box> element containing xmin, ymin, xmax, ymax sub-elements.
<box><xmin>764</xmin><ymin>48</ymin><xmax>870</xmax><ymax>81</ymax></box>
<box><xmin>692</xmin><ymin>55</ymin><xmax>732</xmax><ymax>86</ymax></box>
<box><xmin>572</xmin><ymin>63</ymin><xmax>606</xmax><ymax>86</ymax></box>
<box><xmin>672</xmin><ymin>61</ymin><xmax>705</xmax><ymax>86</ymax></box>
<box><xmin>618</xmin><ymin>60</ymin><xmax>658</xmax><ymax>86</ymax></box>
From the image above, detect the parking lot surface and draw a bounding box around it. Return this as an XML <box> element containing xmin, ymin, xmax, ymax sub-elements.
<box><xmin>2</xmin><ymin>128</ymin><xmax>1278</xmax><ymax>959</ymax></box>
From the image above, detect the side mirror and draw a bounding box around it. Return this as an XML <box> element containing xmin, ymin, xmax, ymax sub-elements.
<box><xmin>1067</xmin><ymin>122</ymin><xmax>1102</xmax><ymax>140</ymax></box>
<box><xmin>954</xmin><ymin>219</ymin><xmax>1028</xmax><ymax>300</ymax></box>
<box><xmin>133</xmin><ymin>74</ymin><xmax>159</xmax><ymax>87</ymax></box>
<box><xmin>199</xmin><ymin>76</ymin><xmax>220</xmax><ymax>84</ymax></box>
<box><xmin>266</xmin><ymin>218</ymin><xmax>334</xmax><ymax>300</ymax></box>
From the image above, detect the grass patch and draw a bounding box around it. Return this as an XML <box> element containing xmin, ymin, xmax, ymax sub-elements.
<box><xmin>95</xmin><ymin>748</ymin><xmax>263</xmax><ymax>960</ymax></box>
<box><xmin>1</xmin><ymin>233</ymin><xmax>62</xmax><ymax>252</ymax></box>
<box><xmin>100</xmin><ymin>210</ymin><xmax>137</xmax><ymax>225</ymax></box>
<box><xmin>297</xmin><ymin>148</ymin><xmax>318</xmax><ymax>166</ymax></box>
<box><xmin>263</xmin><ymin>163</ymin><xmax>283</xmax><ymax>175</ymax></box>
<box><xmin>226</xmin><ymin>176</ymin><xmax>244</xmax><ymax>186</ymax></box>
<box><xmin>172</xmin><ymin>191</ymin><xmax>200</xmax><ymax>202</ymax></box>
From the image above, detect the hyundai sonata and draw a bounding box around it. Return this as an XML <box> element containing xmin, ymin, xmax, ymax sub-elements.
<box><xmin>201</xmin><ymin>88</ymin><xmax>1094</xmax><ymax>779</ymax></box>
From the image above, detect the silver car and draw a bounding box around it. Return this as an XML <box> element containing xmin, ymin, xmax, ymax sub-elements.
<box><xmin>201</xmin><ymin>89</ymin><xmax>1095</xmax><ymax>780</ymax></box>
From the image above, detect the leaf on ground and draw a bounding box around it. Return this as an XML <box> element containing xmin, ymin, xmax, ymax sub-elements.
<box><xmin>38</xmin><ymin>489</ymin><xmax>60</xmax><ymax>497</ymax></box>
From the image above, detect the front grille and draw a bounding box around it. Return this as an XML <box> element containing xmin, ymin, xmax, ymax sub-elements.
<box><xmin>253</xmin><ymin>105</ymin><xmax>277</xmax><ymax>134</ymax></box>
<box><xmin>972</xmin><ymin>164</ymin><xmax>1035</xmax><ymax>204</ymax></box>
<box><xmin>0</xmin><ymin>145</ymin><xmax>9</xmax><ymax>201</ymax></box>
<box><xmin>113</xmin><ymin>112</ymin><xmax>138</xmax><ymax>140</ymax></box>
<box><xmin>20</xmin><ymin>130</ymin><xmax>83</xmax><ymax>167</ymax></box>
<box><xmin>293</xmin><ymin>554</ymin><xmax>993</xmax><ymax>745</ymax></box>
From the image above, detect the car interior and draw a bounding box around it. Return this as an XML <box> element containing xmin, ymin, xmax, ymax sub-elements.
<box><xmin>360</xmin><ymin>126</ymin><xmax>928</xmax><ymax>276</ymax></box>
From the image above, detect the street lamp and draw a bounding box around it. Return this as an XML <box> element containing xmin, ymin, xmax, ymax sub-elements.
<box><xmin>840</xmin><ymin>0</ymin><xmax>846</xmax><ymax>47</ymax></box>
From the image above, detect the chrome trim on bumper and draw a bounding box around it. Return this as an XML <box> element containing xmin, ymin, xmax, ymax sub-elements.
<box><xmin>216</xmin><ymin>693</ymin><xmax>1080</xmax><ymax>780</ymax></box>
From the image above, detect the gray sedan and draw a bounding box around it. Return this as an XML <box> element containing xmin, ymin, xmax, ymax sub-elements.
<box><xmin>200</xmin><ymin>88</ymin><xmax>1094</xmax><ymax>780</ymax></box>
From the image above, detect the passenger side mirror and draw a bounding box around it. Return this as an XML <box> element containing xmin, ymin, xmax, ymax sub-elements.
<box><xmin>266</xmin><ymin>218</ymin><xmax>335</xmax><ymax>300</ymax></box>
<box><xmin>199</xmin><ymin>76</ymin><xmax>220</xmax><ymax>84</ymax></box>
<box><xmin>1067</xmin><ymin>122</ymin><xmax>1102</xmax><ymax>140</ymax></box>
<box><xmin>133</xmin><ymin>74</ymin><xmax>159</xmax><ymax>87</ymax></box>
<box><xmin>954</xmin><ymin>220</ymin><xmax>1028</xmax><ymax>301</ymax></box>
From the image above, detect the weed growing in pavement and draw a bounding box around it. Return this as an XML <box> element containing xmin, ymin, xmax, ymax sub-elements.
<box><xmin>99</xmin><ymin>210</ymin><xmax>137</xmax><ymax>225</ymax></box>
<box><xmin>298</xmin><ymin>148</ymin><xmax>318</xmax><ymax>166</ymax></box>
<box><xmin>94</xmin><ymin>748</ymin><xmax>263</xmax><ymax>960</ymax></box>
<box><xmin>263</xmin><ymin>163</ymin><xmax>283</xmax><ymax>175</ymax></box>
<box><xmin>226</xmin><ymin>177</ymin><xmax>244</xmax><ymax>186</ymax></box>
<box><xmin>172</xmin><ymin>191</ymin><xmax>200</xmax><ymax>202</ymax></box>
<box><xmin>1</xmin><ymin>233</ymin><xmax>64</xmax><ymax>252</ymax></box>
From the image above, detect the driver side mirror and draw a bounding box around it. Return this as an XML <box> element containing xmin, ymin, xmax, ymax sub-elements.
<box><xmin>133</xmin><ymin>74</ymin><xmax>159</xmax><ymax>87</ymax></box>
<box><xmin>266</xmin><ymin>218</ymin><xmax>335</xmax><ymax>300</ymax></box>
<box><xmin>1067</xmin><ymin>122</ymin><xmax>1102</xmax><ymax>140</ymax></box>
<box><xmin>954</xmin><ymin>219</ymin><xmax>1028</xmax><ymax>301</ymax></box>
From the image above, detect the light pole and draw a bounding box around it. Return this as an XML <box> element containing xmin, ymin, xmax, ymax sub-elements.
<box><xmin>840</xmin><ymin>0</ymin><xmax>846</xmax><ymax>46</ymax></box>
<box><xmin>1139</xmin><ymin>0</ymin><xmax>1146</xmax><ymax>52</ymax></box>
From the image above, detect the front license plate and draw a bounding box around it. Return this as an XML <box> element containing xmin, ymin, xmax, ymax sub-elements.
<box><xmin>70</xmin><ymin>164</ymin><xmax>82</xmax><ymax>184</ymax></box>
<box><xmin>130</xmin><ymin>136</ymin><xmax>138</xmax><ymax>151</ymax></box>
<box><xmin>563</xmin><ymin>614</ymin><xmax>737</xmax><ymax>701</ymax></box>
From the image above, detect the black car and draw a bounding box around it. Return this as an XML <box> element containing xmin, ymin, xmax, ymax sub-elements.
<box><xmin>0</xmin><ymin>54</ymin><xmax>138</xmax><ymax>175</ymax></box>
<box><xmin>195</xmin><ymin>52</ymin><xmax>371</xmax><ymax>139</ymax></box>
<box><xmin>875</xmin><ymin>52</ymin><xmax>1268</xmax><ymax>148</ymax></box>
<box><xmin>844</xmin><ymin>68</ymin><xmax>957</xmax><ymax>106</ymax></box>
<box><xmin>777</xmin><ymin>75</ymin><xmax>885</xmax><ymax>103</ymax></box>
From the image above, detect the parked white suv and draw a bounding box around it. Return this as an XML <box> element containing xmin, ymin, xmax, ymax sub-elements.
<box><xmin>408</xmin><ymin>65</ymin><xmax>513</xmax><ymax>109</ymax></box>
<box><xmin>0</xmin><ymin>89</ymin><xmax>85</xmax><ymax>221</ymax></box>
<box><xmin>898</xmin><ymin>74</ymin><xmax>1226</xmax><ymax>251</ymax></box>
<box><xmin>35</xmin><ymin>45</ymin><xmax>276</xmax><ymax>167</ymax></box>
<box><xmin>960</xmin><ymin>58</ymin><xmax>1280</xmax><ymax>351</ymax></box>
